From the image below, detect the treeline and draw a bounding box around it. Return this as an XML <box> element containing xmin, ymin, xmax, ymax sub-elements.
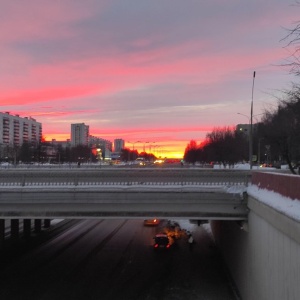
<box><xmin>0</xmin><ymin>143</ymin><xmax>96</xmax><ymax>164</ymax></box>
<box><xmin>184</xmin><ymin>127</ymin><xmax>248</xmax><ymax>168</ymax></box>
<box><xmin>0</xmin><ymin>142</ymin><xmax>156</xmax><ymax>164</ymax></box>
<box><xmin>184</xmin><ymin>87</ymin><xmax>300</xmax><ymax>174</ymax></box>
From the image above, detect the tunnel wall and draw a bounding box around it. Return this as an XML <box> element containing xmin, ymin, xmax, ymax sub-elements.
<box><xmin>211</xmin><ymin>195</ymin><xmax>300</xmax><ymax>300</ymax></box>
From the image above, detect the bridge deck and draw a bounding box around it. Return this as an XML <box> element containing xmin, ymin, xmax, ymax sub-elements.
<box><xmin>0</xmin><ymin>169</ymin><xmax>249</xmax><ymax>220</ymax></box>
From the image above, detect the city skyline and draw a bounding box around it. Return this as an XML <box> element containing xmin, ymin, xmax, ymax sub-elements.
<box><xmin>1</xmin><ymin>1</ymin><xmax>299</xmax><ymax>158</ymax></box>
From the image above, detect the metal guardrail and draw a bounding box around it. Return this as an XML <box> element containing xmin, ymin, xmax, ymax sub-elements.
<box><xmin>0</xmin><ymin>169</ymin><xmax>251</xmax><ymax>187</ymax></box>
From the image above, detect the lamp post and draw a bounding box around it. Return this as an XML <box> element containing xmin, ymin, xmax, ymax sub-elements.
<box><xmin>250</xmin><ymin>71</ymin><xmax>256</xmax><ymax>170</ymax></box>
<box><xmin>237</xmin><ymin>112</ymin><xmax>250</xmax><ymax>123</ymax></box>
<box><xmin>258</xmin><ymin>138</ymin><xmax>264</xmax><ymax>166</ymax></box>
<box><xmin>127</xmin><ymin>141</ymin><xmax>141</xmax><ymax>151</ymax></box>
<box><xmin>237</xmin><ymin>113</ymin><xmax>251</xmax><ymax>163</ymax></box>
<box><xmin>237</xmin><ymin>112</ymin><xmax>262</xmax><ymax>124</ymax></box>
<box><xmin>148</xmin><ymin>142</ymin><xmax>155</xmax><ymax>154</ymax></box>
<box><xmin>237</xmin><ymin>71</ymin><xmax>256</xmax><ymax>169</ymax></box>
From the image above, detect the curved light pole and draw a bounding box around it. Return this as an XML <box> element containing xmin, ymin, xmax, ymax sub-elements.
<box><xmin>142</xmin><ymin>141</ymin><xmax>155</xmax><ymax>153</ymax></box>
<box><xmin>127</xmin><ymin>141</ymin><xmax>141</xmax><ymax>151</ymax></box>
<box><xmin>237</xmin><ymin>112</ymin><xmax>263</xmax><ymax>124</ymax></box>
<box><xmin>149</xmin><ymin>142</ymin><xmax>155</xmax><ymax>154</ymax></box>
<box><xmin>237</xmin><ymin>112</ymin><xmax>250</xmax><ymax>123</ymax></box>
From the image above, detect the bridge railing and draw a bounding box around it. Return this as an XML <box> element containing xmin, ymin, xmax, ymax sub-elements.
<box><xmin>0</xmin><ymin>169</ymin><xmax>251</xmax><ymax>187</ymax></box>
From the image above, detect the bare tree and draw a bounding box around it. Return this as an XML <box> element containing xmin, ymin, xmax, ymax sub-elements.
<box><xmin>261</xmin><ymin>86</ymin><xmax>300</xmax><ymax>174</ymax></box>
<box><xmin>281</xmin><ymin>2</ymin><xmax>300</xmax><ymax>76</ymax></box>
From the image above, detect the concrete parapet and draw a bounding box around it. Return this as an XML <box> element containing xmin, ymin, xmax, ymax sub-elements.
<box><xmin>252</xmin><ymin>171</ymin><xmax>300</xmax><ymax>200</ymax></box>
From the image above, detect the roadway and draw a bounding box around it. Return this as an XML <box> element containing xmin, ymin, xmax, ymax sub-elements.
<box><xmin>0</xmin><ymin>219</ymin><xmax>237</xmax><ymax>300</ymax></box>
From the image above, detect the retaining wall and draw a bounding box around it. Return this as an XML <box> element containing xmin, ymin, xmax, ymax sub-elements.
<box><xmin>211</xmin><ymin>193</ymin><xmax>300</xmax><ymax>300</ymax></box>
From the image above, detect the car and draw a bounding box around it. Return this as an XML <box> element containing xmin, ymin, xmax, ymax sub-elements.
<box><xmin>153</xmin><ymin>233</ymin><xmax>174</xmax><ymax>250</ymax></box>
<box><xmin>144</xmin><ymin>219</ymin><xmax>160</xmax><ymax>226</ymax></box>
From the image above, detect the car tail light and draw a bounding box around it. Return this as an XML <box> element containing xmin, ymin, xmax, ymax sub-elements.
<box><xmin>154</xmin><ymin>244</ymin><xmax>159</xmax><ymax>248</ymax></box>
<box><xmin>166</xmin><ymin>244</ymin><xmax>170</xmax><ymax>248</ymax></box>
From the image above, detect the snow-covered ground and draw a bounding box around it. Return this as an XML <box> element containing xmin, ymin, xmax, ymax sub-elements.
<box><xmin>247</xmin><ymin>184</ymin><xmax>300</xmax><ymax>222</ymax></box>
<box><xmin>213</xmin><ymin>162</ymin><xmax>282</xmax><ymax>170</ymax></box>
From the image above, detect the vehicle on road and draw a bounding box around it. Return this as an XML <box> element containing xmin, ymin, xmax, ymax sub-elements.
<box><xmin>153</xmin><ymin>233</ymin><xmax>174</xmax><ymax>250</ymax></box>
<box><xmin>144</xmin><ymin>219</ymin><xmax>160</xmax><ymax>226</ymax></box>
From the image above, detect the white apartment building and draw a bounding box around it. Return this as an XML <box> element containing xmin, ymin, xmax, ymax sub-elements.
<box><xmin>89</xmin><ymin>135</ymin><xmax>113</xmax><ymax>160</ymax></box>
<box><xmin>114</xmin><ymin>139</ymin><xmax>125</xmax><ymax>153</ymax></box>
<box><xmin>71</xmin><ymin>123</ymin><xmax>89</xmax><ymax>146</ymax></box>
<box><xmin>89</xmin><ymin>136</ymin><xmax>112</xmax><ymax>151</ymax></box>
<box><xmin>0</xmin><ymin>112</ymin><xmax>42</xmax><ymax>147</ymax></box>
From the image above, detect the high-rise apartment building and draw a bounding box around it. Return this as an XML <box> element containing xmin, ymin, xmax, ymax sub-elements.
<box><xmin>0</xmin><ymin>112</ymin><xmax>42</xmax><ymax>147</ymax></box>
<box><xmin>114</xmin><ymin>139</ymin><xmax>125</xmax><ymax>153</ymax></box>
<box><xmin>71</xmin><ymin>123</ymin><xmax>89</xmax><ymax>146</ymax></box>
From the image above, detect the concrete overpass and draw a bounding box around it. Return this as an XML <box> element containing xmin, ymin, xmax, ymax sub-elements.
<box><xmin>1</xmin><ymin>167</ymin><xmax>300</xmax><ymax>299</ymax></box>
<box><xmin>0</xmin><ymin>168</ymin><xmax>249</xmax><ymax>220</ymax></box>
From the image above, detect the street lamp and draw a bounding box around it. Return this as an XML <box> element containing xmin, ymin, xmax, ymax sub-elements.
<box><xmin>237</xmin><ymin>112</ymin><xmax>263</xmax><ymax>124</ymax></box>
<box><xmin>257</xmin><ymin>138</ymin><xmax>264</xmax><ymax>166</ymax></box>
<box><xmin>149</xmin><ymin>142</ymin><xmax>155</xmax><ymax>154</ymax></box>
<box><xmin>141</xmin><ymin>141</ymin><xmax>156</xmax><ymax>153</ymax></box>
<box><xmin>238</xmin><ymin>111</ymin><xmax>264</xmax><ymax>168</ymax></box>
<box><xmin>236</xmin><ymin>71</ymin><xmax>256</xmax><ymax>169</ymax></box>
<box><xmin>127</xmin><ymin>141</ymin><xmax>141</xmax><ymax>151</ymax></box>
<box><xmin>250</xmin><ymin>71</ymin><xmax>256</xmax><ymax>169</ymax></box>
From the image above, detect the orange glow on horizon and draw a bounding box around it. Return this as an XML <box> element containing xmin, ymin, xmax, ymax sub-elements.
<box><xmin>44</xmin><ymin>133</ymin><xmax>187</xmax><ymax>158</ymax></box>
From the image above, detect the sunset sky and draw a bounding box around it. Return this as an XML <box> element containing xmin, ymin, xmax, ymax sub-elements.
<box><xmin>1</xmin><ymin>1</ymin><xmax>299</xmax><ymax>158</ymax></box>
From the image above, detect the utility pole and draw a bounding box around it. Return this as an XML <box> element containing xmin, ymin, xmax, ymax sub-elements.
<box><xmin>249</xmin><ymin>71</ymin><xmax>256</xmax><ymax>170</ymax></box>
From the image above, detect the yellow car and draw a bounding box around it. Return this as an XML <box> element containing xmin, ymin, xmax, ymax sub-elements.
<box><xmin>143</xmin><ymin>219</ymin><xmax>160</xmax><ymax>226</ymax></box>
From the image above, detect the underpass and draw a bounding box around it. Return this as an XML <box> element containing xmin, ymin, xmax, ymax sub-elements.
<box><xmin>0</xmin><ymin>167</ymin><xmax>299</xmax><ymax>299</ymax></box>
<box><xmin>0</xmin><ymin>168</ymin><xmax>249</xmax><ymax>221</ymax></box>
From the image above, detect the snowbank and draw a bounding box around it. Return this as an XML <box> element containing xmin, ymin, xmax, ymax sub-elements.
<box><xmin>247</xmin><ymin>184</ymin><xmax>300</xmax><ymax>222</ymax></box>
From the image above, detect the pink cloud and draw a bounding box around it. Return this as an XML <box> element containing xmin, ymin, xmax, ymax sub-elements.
<box><xmin>0</xmin><ymin>85</ymin><xmax>101</xmax><ymax>105</ymax></box>
<box><xmin>0</xmin><ymin>1</ymin><xmax>101</xmax><ymax>42</ymax></box>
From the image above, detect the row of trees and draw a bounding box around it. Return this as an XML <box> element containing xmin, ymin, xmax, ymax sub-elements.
<box><xmin>184</xmin><ymin>89</ymin><xmax>300</xmax><ymax>174</ymax></box>
<box><xmin>0</xmin><ymin>143</ymin><xmax>95</xmax><ymax>164</ymax></box>
<box><xmin>0</xmin><ymin>142</ymin><xmax>157</xmax><ymax>165</ymax></box>
<box><xmin>184</xmin><ymin>128</ymin><xmax>248</xmax><ymax>167</ymax></box>
<box><xmin>184</xmin><ymin>85</ymin><xmax>300</xmax><ymax>174</ymax></box>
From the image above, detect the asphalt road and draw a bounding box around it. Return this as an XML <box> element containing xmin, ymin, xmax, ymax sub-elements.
<box><xmin>0</xmin><ymin>219</ymin><xmax>237</xmax><ymax>300</ymax></box>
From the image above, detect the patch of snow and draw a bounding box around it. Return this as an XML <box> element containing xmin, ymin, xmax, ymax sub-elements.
<box><xmin>202</xmin><ymin>223</ymin><xmax>214</xmax><ymax>239</ymax></box>
<box><xmin>247</xmin><ymin>184</ymin><xmax>300</xmax><ymax>222</ymax></box>
<box><xmin>169</xmin><ymin>219</ymin><xmax>214</xmax><ymax>240</ymax></box>
<box><xmin>51</xmin><ymin>219</ymin><xmax>64</xmax><ymax>225</ymax></box>
<box><xmin>213</xmin><ymin>163</ymin><xmax>276</xmax><ymax>170</ymax></box>
<box><xmin>174</xmin><ymin>219</ymin><xmax>198</xmax><ymax>232</ymax></box>
<box><xmin>225</xmin><ymin>185</ymin><xmax>247</xmax><ymax>195</ymax></box>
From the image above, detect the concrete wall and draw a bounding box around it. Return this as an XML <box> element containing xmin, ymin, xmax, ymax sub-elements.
<box><xmin>211</xmin><ymin>195</ymin><xmax>300</xmax><ymax>300</ymax></box>
<box><xmin>252</xmin><ymin>171</ymin><xmax>300</xmax><ymax>200</ymax></box>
